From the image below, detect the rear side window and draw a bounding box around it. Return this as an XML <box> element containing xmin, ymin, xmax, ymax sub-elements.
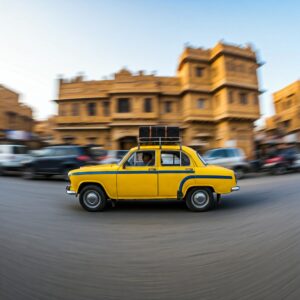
<box><xmin>12</xmin><ymin>146</ymin><xmax>28</xmax><ymax>154</ymax></box>
<box><xmin>161</xmin><ymin>151</ymin><xmax>190</xmax><ymax>166</ymax></box>
<box><xmin>210</xmin><ymin>149</ymin><xmax>229</xmax><ymax>158</ymax></box>
<box><xmin>227</xmin><ymin>149</ymin><xmax>237</xmax><ymax>158</ymax></box>
<box><xmin>65</xmin><ymin>147</ymin><xmax>81</xmax><ymax>156</ymax></box>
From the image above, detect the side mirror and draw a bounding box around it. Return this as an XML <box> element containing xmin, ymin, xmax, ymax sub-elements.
<box><xmin>122</xmin><ymin>163</ymin><xmax>126</xmax><ymax>169</ymax></box>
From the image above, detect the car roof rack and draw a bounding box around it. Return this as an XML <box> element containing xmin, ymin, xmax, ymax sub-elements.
<box><xmin>138</xmin><ymin>126</ymin><xmax>182</xmax><ymax>150</ymax></box>
<box><xmin>137</xmin><ymin>137</ymin><xmax>182</xmax><ymax>150</ymax></box>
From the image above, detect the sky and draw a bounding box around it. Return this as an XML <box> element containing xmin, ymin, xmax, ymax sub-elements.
<box><xmin>0</xmin><ymin>0</ymin><xmax>299</xmax><ymax>122</ymax></box>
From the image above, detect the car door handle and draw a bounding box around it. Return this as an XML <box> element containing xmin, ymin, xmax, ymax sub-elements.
<box><xmin>148</xmin><ymin>167</ymin><xmax>156</xmax><ymax>171</ymax></box>
<box><xmin>185</xmin><ymin>168</ymin><xmax>194</xmax><ymax>171</ymax></box>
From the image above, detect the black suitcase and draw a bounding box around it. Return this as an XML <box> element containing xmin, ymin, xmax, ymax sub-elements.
<box><xmin>139</xmin><ymin>126</ymin><xmax>179</xmax><ymax>139</ymax></box>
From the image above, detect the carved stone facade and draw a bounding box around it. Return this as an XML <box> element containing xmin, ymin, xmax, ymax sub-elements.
<box><xmin>54</xmin><ymin>42</ymin><xmax>261</xmax><ymax>157</ymax></box>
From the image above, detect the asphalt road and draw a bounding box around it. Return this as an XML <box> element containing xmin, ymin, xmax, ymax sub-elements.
<box><xmin>1</xmin><ymin>173</ymin><xmax>300</xmax><ymax>300</ymax></box>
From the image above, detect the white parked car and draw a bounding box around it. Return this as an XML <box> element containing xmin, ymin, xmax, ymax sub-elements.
<box><xmin>203</xmin><ymin>148</ymin><xmax>250</xmax><ymax>179</ymax></box>
<box><xmin>99</xmin><ymin>150</ymin><xmax>128</xmax><ymax>165</ymax></box>
<box><xmin>0</xmin><ymin>144</ymin><xmax>29</xmax><ymax>175</ymax></box>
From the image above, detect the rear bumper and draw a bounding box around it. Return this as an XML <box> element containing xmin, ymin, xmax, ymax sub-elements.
<box><xmin>66</xmin><ymin>185</ymin><xmax>76</xmax><ymax>195</ymax></box>
<box><xmin>231</xmin><ymin>186</ymin><xmax>240</xmax><ymax>192</ymax></box>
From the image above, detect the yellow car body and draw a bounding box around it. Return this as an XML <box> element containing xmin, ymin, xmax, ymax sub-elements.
<box><xmin>67</xmin><ymin>145</ymin><xmax>239</xmax><ymax>205</ymax></box>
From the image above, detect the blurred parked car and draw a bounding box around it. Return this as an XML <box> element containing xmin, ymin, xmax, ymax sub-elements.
<box><xmin>0</xmin><ymin>144</ymin><xmax>29</xmax><ymax>175</ymax></box>
<box><xmin>203</xmin><ymin>148</ymin><xmax>250</xmax><ymax>179</ymax></box>
<box><xmin>99</xmin><ymin>150</ymin><xmax>128</xmax><ymax>164</ymax></box>
<box><xmin>294</xmin><ymin>153</ymin><xmax>300</xmax><ymax>170</ymax></box>
<box><xmin>89</xmin><ymin>147</ymin><xmax>108</xmax><ymax>162</ymax></box>
<box><xmin>262</xmin><ymin>147</ymin><xmax>300</xmax><ymax>175</ymax></box>
<box><xmin>22</xmin><ymin>145</ymin><xmax>94</xmax><ymax>180</ymax></box>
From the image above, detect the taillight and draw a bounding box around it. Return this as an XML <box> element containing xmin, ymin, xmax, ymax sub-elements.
<box><xmin>77</xmin><ymin>155</ymin><xmax>90</xmax><ymax>162</ymax></box>
<box><xmin>266</xmin><ymin>156</ymin><xmax>282</xmax><ymax>163</ymax></box>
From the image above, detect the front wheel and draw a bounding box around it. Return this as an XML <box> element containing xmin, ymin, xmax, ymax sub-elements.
<box><xmin>79</xmin><ymin>185</ymin><xmax>107</xmax><ymax>212</ymax></box>
<box><xmin>186</xmin><ymin>187</ymin><xmax>214</xmax><ymax>212</ymax></box>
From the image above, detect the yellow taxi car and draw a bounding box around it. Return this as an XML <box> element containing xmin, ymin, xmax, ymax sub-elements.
<box><xmin>66</xmin><ymin>144</ymin><xmax>239</xmax><ymax>212</ymax></box>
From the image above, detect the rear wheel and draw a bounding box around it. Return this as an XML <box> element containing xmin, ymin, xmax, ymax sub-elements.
<box><xmin>23</xmin><ymin>167</ymin><xmax>36</xmax><ymax>179</ymax></box>
<box><xmin>186</xmin><ymin>187</ymin><xmax>214</xmax><ymax>212</ymax></box>
<box><xmin>79</xmin><ymin>185</ymin><xmax>107</xmax><ymax>212</ymax></box>
<box><xmin>272</xmin><ymin>164</ymin><xmax>287</xmax><ymax>175</ymax></box>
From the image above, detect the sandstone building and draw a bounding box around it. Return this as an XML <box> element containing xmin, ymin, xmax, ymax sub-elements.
<box><xmin>54</xmin><ymin>42</ymin><xmax>261</xmax><ymax>157</ymax></box>
<box><xmin>265</xmin><ymin>80</ymin><xmax>300</xmax><ymax>143</ymax></box>
<box><xmin>0</xmin><ymin>84</ymin><xmax>33</xmax><ymax>141</ymax></box>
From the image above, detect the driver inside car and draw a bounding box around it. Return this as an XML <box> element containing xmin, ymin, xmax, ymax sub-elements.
<box><xmin>142</xmin><ymin>152</ymin><xmax>155</xmax><ymax>166</ymax></box>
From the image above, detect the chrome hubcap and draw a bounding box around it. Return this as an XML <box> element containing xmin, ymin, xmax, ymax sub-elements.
<box><xmin>191</xmin><ymin>190</ymin><xmax>209</xmax><ymax>209</ymax></box>
<box><xmin>83</xmin><ymin>191</ymin><xmax>101</xmax><ymax>208</ymax></box>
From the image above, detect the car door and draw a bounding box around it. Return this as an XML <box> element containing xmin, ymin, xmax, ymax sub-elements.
<box><xmin>35</xmin><ymin>148</ymin><xmax>55</xmax><ymax>172</ymax></box>
<box><xmin>157</xmin><ymin>150</ymin><xmax>194</xmax><ymax>198</ymax></box>
<box><xmin>209</xmin><ymin>149</ymin><xmax>231</xmax><ymax>168</ymax></box>
<box><xmin>117</xmin><ymin>150</ymin><xmax>158</xmax><ymax>198</ymax></box>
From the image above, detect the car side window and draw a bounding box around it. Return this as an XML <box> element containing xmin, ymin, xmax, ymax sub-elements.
<box><xmin>52</xmin><ymin>148</ymin><xmax>66</xmax><ymax>156</ymax></box>
<box><xmin>125</xmin><ymin>151</ymin><xmax>156</xmax><ymax>167</ymax></box>
<box><xmin>12</xmin><ymin>146</ymin><xmax>28</xmax><ymax>154</ymax></box>
<box><xmin>227</xmin><ymin>149</ymin><xmax>237</xmax><ymax>157</ymax></box>
<box><xmin>161</xmin><ymin>151</ymin><xmax>190</xmax><ymax>166</ymax></box>
<box><xmin>215</xmin><ymin>149</ymin><xmax>229</xmax><ymax>158</ymax></box>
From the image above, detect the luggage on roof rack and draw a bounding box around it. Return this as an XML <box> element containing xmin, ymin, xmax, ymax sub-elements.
<box><xmin>138</xmin><ymin>126</ymin><xmax>181</xmax><ymax>147</ymax></box>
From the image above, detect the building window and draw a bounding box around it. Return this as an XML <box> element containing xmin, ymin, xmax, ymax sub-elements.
<box><xmin>117</xmin><ymin>98</ymin><xmax>130</xmax><ymax>113</ymax></box>
<box><xmin>87</xmin><ymin>102</ymin><xmax>96</xmax><ymax>116</ymax></box>
<box><xmin>239</xmin><ymin>93</ymin><xmax>248</xmax><ymax>105</ymax></box>
<box><xmin>283</xmin><ymin>120</ymin><xmax>290</xmax><ymax>128</ymax></box>
<box><xmin>59</xmin><ymin>104</ymin><xmax>66</xmax><ymax>116</ymax></box>
<box><xmin>197</xmin><ymin>98</ymin><xmax>205</xmax><ymax>109</ymax></box>
<box><xmin>144</xmin><ymin>98</ymin><xmax>152</xmax><ymax>113</ymax></box>
<box><xmin>164</xmin><ymin>101</ymin><xmax>172</xmax><ymax>113</ymax></box>
<box><xmin>72</xmin><ymin>103</ymin><xmax>79</xmax><ymax>116</ymax></box>
<box><xmin>195</xmin><ymin>67</ymin><xmax>204</xmax><ymax>77</ymax></box>
<box><xmin>103</xmin><ymin>101</ymin><xmax>110</xmax><ymax>116</ymax></box>
<box><xmin>228</xmin><ymin>91</ymin><xmax>234</xmax><ymax>103</ymax></box>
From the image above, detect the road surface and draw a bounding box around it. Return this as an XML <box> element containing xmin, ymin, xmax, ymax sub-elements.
<box><xmin>1</xmin><ymin>173</ymin><xmax>300</xmax><ymax>300</ymax></box>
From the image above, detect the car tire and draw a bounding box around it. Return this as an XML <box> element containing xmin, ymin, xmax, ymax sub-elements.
<box><xmin>234</xmin><ymin>167</ymin><xmax>245</xmax><ymax>180</ymax></box>
<box><xmin>272</xmin><ymin>164</ymin><xmax>287</xmax><ymax>175</ymax></box>
<box><xmin>79</xmin><ymin>185</ymin><xmax>107</xmax><ymax>212</ymax></box>
<box><xmin>23</xmin><ymin>167</ymin><xmax>36</xmax><ymax>179</ymax></box>
<box><xmin>186</xmin><ymin>187</ymin><xmax>214</xmax><ymax>212</ymax></box>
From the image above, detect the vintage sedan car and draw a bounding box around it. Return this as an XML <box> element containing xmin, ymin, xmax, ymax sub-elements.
<box><xmin>66</xmin><ymin>145</ymin><xmax>239</xmax><ymax>212</ymax></box>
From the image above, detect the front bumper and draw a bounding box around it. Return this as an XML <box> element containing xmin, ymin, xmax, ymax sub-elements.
<box><xmin>66</xmin><ymin>185</ymin><xmax>76</xmax><ymax>195</ymax></box>
<box><xmin>231</xmin><ymin>186</ymin><xmax>240</xmax><ymax>192</ymax></box>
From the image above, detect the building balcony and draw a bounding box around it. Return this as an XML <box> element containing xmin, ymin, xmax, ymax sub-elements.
<box><xmin>56</xmin><ymin>115</ymin><xmax>112</xmax><ymax>124</ymax></box>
